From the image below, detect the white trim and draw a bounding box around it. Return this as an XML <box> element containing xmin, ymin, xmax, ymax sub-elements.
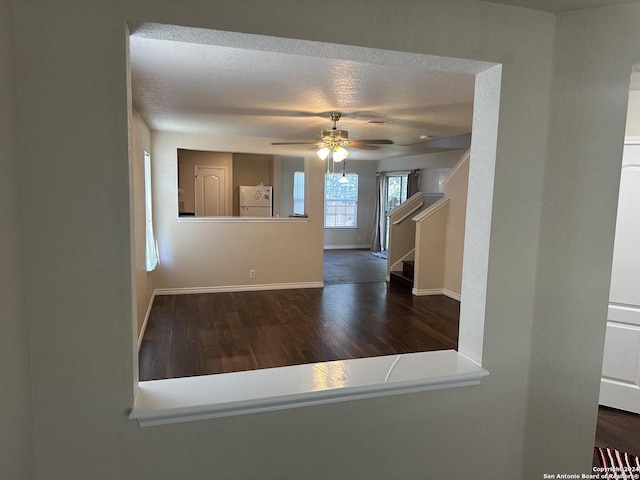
<box><xmin>387</xmin><ymin>191</ymin><xmax>424</xmax><ymax>220</ymax></box>
<box><xmin>130</xmin><ymin>350</ymin><xmax>489</xmax><ymax>427</ymax></box>
<box><xmin>412</xmin><ymin>287</ymin><xmax>461</xmax><ymax>301</ymax></box>
<box><xmin>412</xmin><ymin>198</ymin><xmax>449</xmax><ymax>223</ymax></box>
<box><xmin>443</xmin><ymin>289</ymin><xmax>462</xmax><ymax>301</ymax></box>
<box><xmin>442</xmin><ymin>149</ymin><xmax>470</xmax><ymax>187</ymax></box>
<box><xmin>392</xmin><ymin>202</ymin><xmax>423</xmax><ymax>225</ymax></box>
<box><xmin>137</xmin><ymin>290</ymin><xmax>156</xmax><ymax>350</ymax></box>
<box><xmin>600</xmin><ymin>378</ymin><xmax>640</xmax><ymax>414</ymax></box>
<box><xmin>608</xmin><ymin>303</ymin><xmax>640</xmax><ymax>327</ymax></box>
<box><xmin>154</xmin><ymin>282</ymin><xmax>324</xmax><ymax>296</ymax></box>
<box><xmin>624</xmin><ymin>136</ymin><xmax>640</xmax><ymax>145</ymax></box>
<box><xmin>323</xmin><ymin>244</ymin><xmax>371</xmax><ymax>250</ymax></box>
<box><xmin>390</xmin><ymin>249</ymin><xmax>415</xmax><ymax>272</ymax></box>
<box><xmin>178</xmin><ymin>216</ymin><xmax>309</xmax><ymax>223</ymax></box>
<box><xmin>412</xmin><ymin>288</ymin><xmax>444</xmax><ymax>296</ymax></box>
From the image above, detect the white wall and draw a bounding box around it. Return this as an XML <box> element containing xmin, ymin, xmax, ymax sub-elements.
<box><xmin>0</xmin><ymin>0</ymin><xmax>33</xmax><ymax>477</ymax></box>
<box><xmin>9</xmin><ymin>1</ymin><xmax>637</xmax><ymax>479</ymax></box>
<box><xmin>523</xmin><ymin>5</ymin><xmax>640</xmax><ymax>477</ymax></box>
<box><xmin>377</xmin><ymin>150</ymin><xmax>465</xmax><ymax>193</ymax></box>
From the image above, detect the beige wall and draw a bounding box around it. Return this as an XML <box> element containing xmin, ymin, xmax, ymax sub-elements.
<box><xmin>626</xmin><ymin>89</ymin><xmax>640</xmax><ymax>136</ymax></box>
<box><xmin>9</xmin><ymin>1</ymin><xmax>639</xmax><ymax>479</ymax></box>
<box><xmin>442</xmin><ymin>153</ymin><xmax>469</xmax><ymax>295</ymax></box>
<box><xmin>130</xmin><ymin>109</ymin><xmax>153</xmax><ymax>337</ymax></box>
<box><xmin>412</xmin><ymin>152</ymin><xmax>468</xmax><ymax>296</ymax></box>
<box><xmin>153</xmin><ymin>131</ymin><xmax>324</xmax><ymax>291</ymax></box>
<box><xmin>0</xmin><ymin>0</ymin><xmax>33</xmax><ymax>477</ymax></box>
<box><xmin>414</xmin><ymin>201</ymin><xmax>448</xmax><ymax>290</ymax></box>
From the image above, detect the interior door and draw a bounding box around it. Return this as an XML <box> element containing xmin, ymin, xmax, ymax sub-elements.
<box><xmin>195</xmin><ymin>166</ymin><xmax>227</xmax><ymax>216</ymax></box>
<box><xmin>600</xmin><ymin>140</ymin><xmax>640</xmax><ymax>414</ymax></box>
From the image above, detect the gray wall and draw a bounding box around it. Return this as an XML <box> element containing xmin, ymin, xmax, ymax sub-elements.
<box><xmin>0</xmin><ymin>0</ymin><xmax>33</xmax><ymax>478</ymax></box>
<box><xmin>6</xmin><ymin>0</ymin><xmax>638</xmax><ymax>478</ymax></box>
<box><xmin>523</xmin><ymin>6</ymin><xmax>640</xmax><ymax>476</ymax></box>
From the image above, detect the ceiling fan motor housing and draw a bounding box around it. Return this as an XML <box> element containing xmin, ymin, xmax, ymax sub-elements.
<box><xmin>322</xmin><ymin>128</ymin><xmax>349</xmax><ymax>147</ymax></box>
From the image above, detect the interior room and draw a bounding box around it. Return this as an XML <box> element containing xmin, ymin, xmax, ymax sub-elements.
<box><xmin>5</xmin><ymin>1</ymin><xmax>640</xmax><ymax>479</ymax></box>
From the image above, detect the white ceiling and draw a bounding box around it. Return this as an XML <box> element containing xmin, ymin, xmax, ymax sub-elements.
<box><xmin>129</xmin><ymin>1</ymin><xmax>640</xmax><ymax>161</ymax></box>
<box><xmin>129</xmin><ymin>25</ymin><xmax>481</xmax><ymax>160</ymax></box>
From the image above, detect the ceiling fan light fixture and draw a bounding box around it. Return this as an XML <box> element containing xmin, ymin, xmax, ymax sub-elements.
<box><xmin>333</xmin><ymin>146</ymin><xmax>348</xmax><ymax>162</ymax></box>
<box><xmin>317</xmin><ymin>146</ymin><xmax>330</xmax><ymax>160</ymax></box>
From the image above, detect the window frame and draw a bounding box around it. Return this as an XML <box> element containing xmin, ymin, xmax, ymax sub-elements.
<box><xmin>324</xmin><ymin>172</ymin><xmax>359</xmax><ymax>229</ymax></box>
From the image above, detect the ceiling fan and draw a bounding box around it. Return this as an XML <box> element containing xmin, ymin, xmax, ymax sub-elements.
<box><xmin>271</xmin><ymin>112</ymin><xmax>394</xmax><ymax>156</ymax></box>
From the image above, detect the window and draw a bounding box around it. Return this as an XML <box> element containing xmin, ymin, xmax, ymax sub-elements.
<box><xmin>293</xmin><ymin>171</ymin><xmax>305</xmax><ymax>215</ymax></box>
<box><xmin>384</xmin><ymin>174</ymin><xmax>409</xmax><ymax>249</ymax></box>
<box><xmin>144</xmin><ymin>152</ymin><xmax>159</xmax><ymax>271</ymax></box>
<box><xmin>324</xmin><ymin>173</ymin><xmax>358</xmax><ymax>228</ymax></box>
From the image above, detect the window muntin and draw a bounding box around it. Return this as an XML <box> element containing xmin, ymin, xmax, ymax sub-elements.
<box><xmin>324</xmin><ymin>173</ymin><xmax>358</xmax><ymax>228</ymax></box>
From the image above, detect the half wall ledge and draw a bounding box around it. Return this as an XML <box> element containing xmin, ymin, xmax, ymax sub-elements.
<box><xmin>130</xmin><ymin>350</ymin><xmax>489</xmax><ymax>427</ymax></box>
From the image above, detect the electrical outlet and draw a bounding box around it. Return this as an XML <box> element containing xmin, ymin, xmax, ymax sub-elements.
<box><xmin>249</xmin><ymin>269</ymin><xmax>256</xmax><ymax>278</ymax></box>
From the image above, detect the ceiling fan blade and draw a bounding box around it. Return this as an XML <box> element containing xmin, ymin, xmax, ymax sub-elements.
<box><xmin>348</xmin><ymin>144</ymin><xmax>380</xmax><ymax>150</ymax></box>
<box><xmin>405</xmin><ymin>133</ymin><xmax>471</xmax><ymax>150</ymax></box>
<box><xmin>271</xmin><ymin>141</ymin><xmax>319</xmax><ymax>145</ymax></box>
<box><xmin>348</xmin><ymin>139</ymin><xmax>394</xmax><ymax>146</ymax></box>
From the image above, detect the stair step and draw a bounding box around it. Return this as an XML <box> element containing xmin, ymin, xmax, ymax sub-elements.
<box><xmin>389</xmin><ymin>270</ymin><xmax>414</xmax><ymax>290</ymax></box>
<box><xmin>402</xmin><ymin>260</ymin><xmax>414</xmax><ymax>277</ymax></box>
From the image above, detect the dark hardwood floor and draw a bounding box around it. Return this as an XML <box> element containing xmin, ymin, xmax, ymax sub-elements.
<box><xmin>139</xmin><ymin>249</ymin><xmax>634</xmax><ymax>458</ymax></box>
<box><xmin>139</xmin><ymin>282</ymin><xmax>459</xmax><ymax>380</ymax></box>
<box><xmin>594</xmin><ymin>406</ymin><xmax>640</xmax><ymax>458</ymax></box>
<box><xmin>323</xmin><ymin>249</ymin><xmax>388</xmax><ymax>285</ymax></box>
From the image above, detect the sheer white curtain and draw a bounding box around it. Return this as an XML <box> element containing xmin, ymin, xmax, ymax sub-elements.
<box><xmin>144</xmin><ymin>152</ymin><xmax>159</xmax><ymax>271</ymax></box>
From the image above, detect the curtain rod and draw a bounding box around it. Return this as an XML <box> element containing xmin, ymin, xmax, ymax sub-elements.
<box><xmin>376</xmin><ymin>169</ymin><xmax>421</xmax><ymax>174</ymax></box>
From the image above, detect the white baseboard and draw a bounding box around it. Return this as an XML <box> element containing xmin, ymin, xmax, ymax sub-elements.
<box><xmin>443</xmin><ymin>289</ymin><xmax>461</xmax><ymax>301</ymax></box>
<box><xmin>412</xmin><ymin>287</ymin><xmax>461</xmax><ymax>301</ymax></box>
<box><xmin>412</xmin><ymin>288</ymin><xmax>443</xmax><ymax>296</ymax></box>
<box><xmin>323</xmin><ymin>244</ymin><xmax>371</xmax><ymax>250</ymax></box>
<box><xmin>137</xmin><ymin>290</ymin><xmax>156</xmax><ymax>350</ymax></box>
<box><xmin>154</xmin><ymin>281</ymin><xmax>325</xmax><ymax>296</ymax></box>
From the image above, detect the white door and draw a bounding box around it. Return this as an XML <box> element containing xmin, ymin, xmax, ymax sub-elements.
<box><xmin>195</xmin><ymin>166</ymin><xmax>226</xmax><ymax>216</ymax></box>
<box><xmin>600</xmin><ymin>140</ymin><xmax>640</xmax><ymax>414</ymax></box>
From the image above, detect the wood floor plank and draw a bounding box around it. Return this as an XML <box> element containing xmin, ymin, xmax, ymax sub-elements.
<box><xmin>594</xmin><ymin>406</ymin><xmax>640</xmax><ymax>457</ymax></box>
<box><xmin>139</xmin><ymin>282</ymin><xmax>461</xmax><ymax>379</ymax></box>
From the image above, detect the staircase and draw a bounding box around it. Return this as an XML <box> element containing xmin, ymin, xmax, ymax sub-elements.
<box><xmin>390</xmin><ymin>260</ymin><xmax>414</xmax><ymax>290</ymax></box>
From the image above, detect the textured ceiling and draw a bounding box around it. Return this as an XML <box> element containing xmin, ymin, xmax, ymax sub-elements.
<box><xmin>130</xmin><ymin>0</ymin><xmax>640</xmax><ymax>161</ymax></box>
<box><xmin>484</xmin><ymin>0</ymin><xmax>640</xmax><ymax>12</ymax></box>
<box><xmin>129</xmin><ymin>25</ymin><xmax>482</xmax><ymax>160</ymax></box>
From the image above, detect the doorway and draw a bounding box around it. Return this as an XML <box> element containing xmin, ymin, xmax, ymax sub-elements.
<box><xmin>194</xmin><ymin>165</ymin><xmax>227</xmax><ymax>217</ymax></box>
<box><xmin>383</xmin><ymin>173</ymin><xmax>409</xmax><ymax>250</ymax></box>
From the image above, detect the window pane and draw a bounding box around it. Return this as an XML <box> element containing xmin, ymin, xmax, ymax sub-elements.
<box><xmin>324</xmin><ymin>173</ymin><xmax>358</xmax><ymax>228</ymax></box>
<box><xmin>293</xmin><ymin>171</ymin><xmax>304</xmax><ymax>215</ymax></box>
